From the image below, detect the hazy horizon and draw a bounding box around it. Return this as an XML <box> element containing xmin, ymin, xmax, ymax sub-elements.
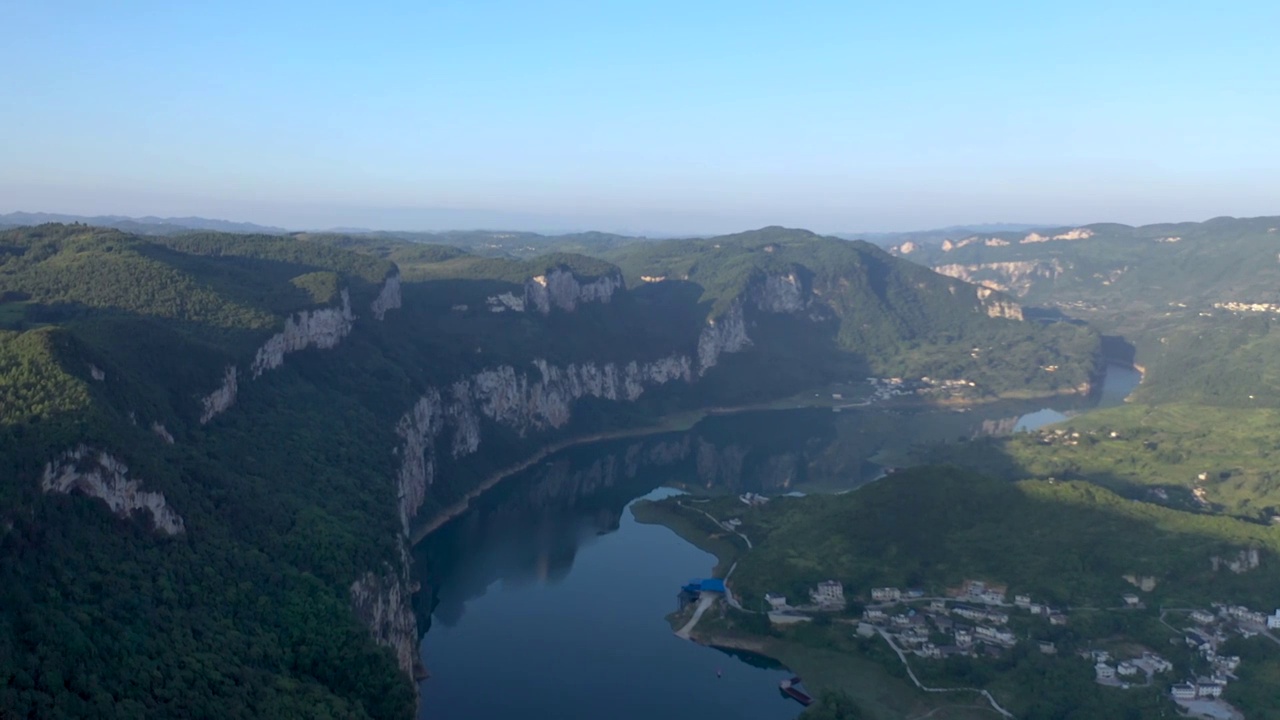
<box><xmin>5</xmin><ymin>1</ymin><xmax>1279</xmax><ymax>234</ymax></box>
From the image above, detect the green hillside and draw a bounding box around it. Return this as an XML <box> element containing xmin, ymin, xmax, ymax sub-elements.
<box><xmin>0</xmin><ymin>223</ymin><xmax>1102</xmax><ymax>718</ymax></box>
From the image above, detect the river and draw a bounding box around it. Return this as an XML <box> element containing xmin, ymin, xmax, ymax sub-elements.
<box><xmin>415</xmin><ymin>365</ymin><xmax>1141</xmax><ymax>719</ymax></box>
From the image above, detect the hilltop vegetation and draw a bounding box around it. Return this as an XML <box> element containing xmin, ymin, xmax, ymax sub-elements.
<box><xmin>717</xmin><ymin>467</ymin><xmax>1280</xmax><ymax>610</ymax></box>
<box><xmin>923</xmin><ymin>403</ymin><xmax>1280</xmax><ymax>521</ymax></box>
<box><xmin>0</xmin><ymin>222</ymin><xmax>1106</xmax><ymax>718</ymax></box>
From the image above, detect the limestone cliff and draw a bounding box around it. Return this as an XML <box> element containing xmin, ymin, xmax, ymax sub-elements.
<box><xmin>975</xmin><ymin>286</ymin><xmax>1024</xmax><ymax>320</ymax></box>
<box><xmin>251</xmin><ymin>289</ymin><xmax>354</xmax><ymax>378</ymax></box>
<box><xmin>200</xmin><ymin>273</ymin><xmax>403</xmax><ymax>424</ymax></box>
<box><xmin>370</xmin><ymin>271</ymin><xmax>403</xmax><ymax>321</ymax></box>
<box><xmin>697</xmin><ymin>302</ymin><xmax>750</xmax><ymax>374</ymax></box>
<box><xmin>933</xmin><ymin>260</ymin><xmax>1065</xmax><ymax>297</ymax></box>
<box><xmin>41</xmin><ymin>445</ymin><xmax>185</xmax><ymax>535</ymax></box>
<box><xmin>524</xmin><ymin>267</ymin><xmax>623</xmax><ymax>314</ymax></box>
<box><xmin>350</xmin><ymin>543</ymin><xmax>420</xmax><ymax>680</ymax></box>
<box><xmin>200</xmin><ymin>366</ymin><xmax>238</xmax><ymax>424</ymax></box>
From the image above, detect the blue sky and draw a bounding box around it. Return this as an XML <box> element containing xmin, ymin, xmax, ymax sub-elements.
<box><xmin>3</xmin><ymin>0</ymin><xmax>1278</xmax><ymax>233</ymax></box>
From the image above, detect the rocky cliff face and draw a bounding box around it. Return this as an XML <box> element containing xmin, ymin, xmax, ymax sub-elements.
<box><xmin>934</xmin><ymin>260</ymin><xmax>1065</xmax><ymax>297</ymax></box>
<box><xmin>524</xmin><ymin>268</ymin><xmax>623</xmax><ymax>314</ymax></box>
<box><xmin>697</xmin><ymin>302</ymin><xmax>750</xmax><ymax>374</ymax></box>
<box><xmin>200</xmin><ymin>274</ymin><xmax>402</xmax><ymax>424</ymax></box>
<box><xmin>975</xmin><ymin>286</ymin><xmax>1024</xmax><ymax>320</ymax></box>
<box><xmin>41</xmin><ymin>445</ymin><xmax>185</xmax><ymax>535</ymax></box>
<box><xmin>752</xmin><ymin>271</ymin><xmax>808</xmax><ymax>313</ymax></box>
<box><xmin>200</xmin><ymin>365</ymin><xmax>238</xmax><ymax>424</ymax></box>
<box><xmin>370</xmin><ymin>271</ymin><xmax>403</xmax><ymax>321</ymax></box>
<box><xmin>251</xmin><ymin>289</ymin><xmax>354</xmax><ymax>378</ymax></box>
<box><xmin>350</xmin><ymin>543</ymin><xmax>419</xmax><ymax>680</ymax></box>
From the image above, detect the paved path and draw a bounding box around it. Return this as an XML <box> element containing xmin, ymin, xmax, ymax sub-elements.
<box><xmin>876</xmin><ymin>629</ymin><xmax>1015</xmax><ymax>719</ymax></box>
<box><xmin>676</xmin><ymin>500</ymin><xmax>754</xmax><ymax>610</ymax></box>
<box><xmin>676</xmin><ymin>592</ymin><xmax>717</xmax><ymax>639</ymax></box>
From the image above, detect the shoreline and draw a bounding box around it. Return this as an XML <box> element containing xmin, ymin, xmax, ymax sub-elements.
<box><xmin>409</xmin><ymin>399</ymin><xmax>815</xmax><ymax>543</ymax></box>
<box><xmin>410</xmin><ymin>380</ymin><xmax>1110</xmax><ymax>545</ymax></box>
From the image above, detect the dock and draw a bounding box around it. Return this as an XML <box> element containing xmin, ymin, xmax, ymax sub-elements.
<box><xmin>779</xmin><ymin>676</ymin><xmax>814</xmax><ymax>706</ymax></box>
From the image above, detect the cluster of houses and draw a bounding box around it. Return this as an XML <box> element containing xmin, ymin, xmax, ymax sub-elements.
<box><xmin>763</xmin><ymin>580</ymin><xmax>846</xmax><ymax>622</ymax></box>
<box><xmin>1088</xmin><ymin>648</ymin><xmax>1173</xmax><ymax>688</ymax></box>
<box><xmin>1031</xmin><ymin>427</ymin><xmax>1123</xmax><ymax>447</ymax></box>
<box><xmin>1162</xmin><ymin>602</ymin><xmax>1280</xmax><ymax>710</ymax></box>
<box><xmin>864</xmin><ymin>376</ymin><xmax>976</xmax><ymax>403</ymax></box>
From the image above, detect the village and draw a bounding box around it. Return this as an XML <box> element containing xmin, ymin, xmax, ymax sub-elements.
<box><xmin>748</xmin><ymin>576</ymin><xmax>1278</xmax><ymax>720</ymax></box>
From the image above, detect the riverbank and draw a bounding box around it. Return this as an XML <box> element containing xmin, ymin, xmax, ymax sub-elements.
<box><xmin>411</xmin><ymin>377</ymin><xmax>1116</xmax><ymax>545</ymax></box>
<box><xmin>684</xmin><ymin>620</ymin><xmax>997</xmax><ymax>720</ymax></box>
<box><xmin>631</xmin><ymin>499</ymin><xmax>747</xmax><ymax>577</ymax></box>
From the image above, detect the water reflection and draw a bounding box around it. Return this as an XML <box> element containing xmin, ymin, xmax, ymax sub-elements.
<box><xmin>415</xmin><ymin>364</ymin><xmax>1143</xmax><ymax>719</ymax></box>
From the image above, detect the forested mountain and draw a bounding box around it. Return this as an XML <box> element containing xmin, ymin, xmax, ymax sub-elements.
<box><xmin>0</xmin><ymin>213</ymin><xmax>291</xmax><ymax>236</ymax></box>
<box><xmin>0</xmin><ymin>223</ymin><xmax>1100</xmax><ymax>718</ymax></box>
<box><xmin>885</xmin><ymin>215</ymin><xmax>1280</xmax><ymax>406</ymax></box>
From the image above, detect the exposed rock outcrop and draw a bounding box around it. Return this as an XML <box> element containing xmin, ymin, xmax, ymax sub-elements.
<box><xmin>42</xmin><ymin>445</ymin><xmax>184</xmax><ymax>534</ymax></box>
<box><xmin>202</xmin><ymin>279</ymin><xmax>392</xmax><ymax>423</ymax></box>
<box><xmin>697</xmin><ymin>303</ymin><xmax>750</xmax><ymax>374</ymax></box>
<box><xmin>753</xmin><ymin>272</ymin><xmax>808</xmax><ymax>313</ymax></box>
<box><xmin>486</xmin><ymin>292</ymin><xmax>526</xmax><ymax>313</ymax></box>
<box><xmin>976</xmin><ymin>286</ymin><xmax>1024</xmax><ymax>320</ymax></box>
<box><xmin>251</xmin><ymin>289</ymin><xmax>354</xmax><ymax>378</ymax></box>
<box><xmin>524</xmin><ymin>268</ymin><xmax>623</xmax><ymax>314</ymax></box>
<box><xmin>370</xmin><ymin>272</ymin><xmax>403</xmax><ymax>320</ymax></box>
<box><xmin>200</xmin><ymin>366</ymin><xmax>238</xmax><ymax>424</ymax></box>
<box><xmin>89</xmin><ymin>364</ymin><xmax>106</xmax><ymax>381</ymax></box>
<box><xmin>350</xmin><ymin>545</ymin><xmax>419</xmax><ymax>680</ymax></box>
<box><xmin>151</xmin><ymin>422</ymin><xmax>175</xmax><ymax>444</ymax></box>
<box><xmin>933</xmin><ymin>260</ymin><xmax>1065</xmax><ymax>297</ymax></box>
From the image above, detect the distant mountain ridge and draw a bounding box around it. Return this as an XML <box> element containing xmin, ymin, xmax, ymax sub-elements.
<box><xmin>0</xmin><ymin>211</ymin><xmax>291</xmax><ymax>235</ymax></box>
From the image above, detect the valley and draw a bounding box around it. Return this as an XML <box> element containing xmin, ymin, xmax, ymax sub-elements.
<box><xmin>3</xmin><ymin>216</ymin><xmax>1280</xmax><ymax>720</ymax></box>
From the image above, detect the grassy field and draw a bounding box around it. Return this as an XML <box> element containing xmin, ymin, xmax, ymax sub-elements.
<box><xmin>928</xmin><ymin>403</ymin><xmax>1280</xmax><ymax>519</ymax></box>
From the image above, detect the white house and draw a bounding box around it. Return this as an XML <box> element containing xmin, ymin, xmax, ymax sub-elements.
<box><xmin>1122</xmin><ymin>594</ymin><xmax>1141</xmax><ymax>607</ymax></box>
<box><xmin>1117</xmin><ymin>662</ymin><xmax>1138</xmax><ymax>677</ymax></box>
<box><xmin>1095</xmin><ymin>663</ymin><xmax>1116</xmax><ymax>680</ymax></box>
<box><xmin>1014</xmin><ymin>594</ymin><xmax>1032</xmax><ymax>608</ymax></box>
<box><xmin>1268</xmin><ymin>610</ymin><xmax>1280</xmax><ymax>629</ymax></box>
<box><xmin>811</xmin><ymin>580</ymin><xmax>845</xmax><ymax>607</ymax></box>
<box><xmin>1170</xmin><ymin>683</ymin><xmax>1197</xmax><ymax>700</ymax></box>
<box><xmin>871</xmin><ymin>587</ymin><xmax>901</xmax><ymax>602</ymax></box>
<box><xmin>1197</xmin><ymin>682</ymin><xmax>1224</xmax><ymax>698</ymax></box>
<box><xmin>1190</xmin><ymin>609</ymin><xmax>1215</xmax><ymax>624</ymax></box>
<box><xmin>765</xmin><ymin>593</ymin><xmax>789</xmax><ymax>611</ymax></box>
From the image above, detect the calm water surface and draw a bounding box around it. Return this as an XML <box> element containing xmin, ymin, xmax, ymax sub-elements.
<box><xmin>416</xmin><ymin>364</ymin><xmax>1142</xmax><ymax>719</ymax></box>
<box><xmin>418</xmin><ymin>486</ymin><xmax>797</xmax><ymax>720</ymax></box>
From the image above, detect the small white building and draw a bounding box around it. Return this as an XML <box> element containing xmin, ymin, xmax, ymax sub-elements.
<box><xmin>1268</xmin><ymin>610</ymin><xmax>1280</xmax><ymax>629</ymax></box>
<box><xmin>871</xmin><ymin>587</ymin><xmax>901</xmax><ymax>602</ymax></box>
<box><xmin>1122</xmin><ymin>594</ymin><xmax>1141</xmax><ymax>607</ymax></box>
<box><xmin>1117</xmin><ymin>662</ymin><xmax>1138</xmax><ymax>677</ymax></box>
<box><xmin>765</xmin><ymin>593</ymin><xmax>789</xmax><ymax>611</ymax></box>
<box><xmin>1171</xmin><ymin>683</ymin><xmax>1197</xmax><ymax>700</ymax></box>
<box><xmin>811</xmin><ymin>580</ymin><xmax>845</xmax><ymax>607</ymax></box>
<box><xmin>864</xmin><ymin>609</ymin><xmax>887</xmax><ymax>621</ymax></box>
<box><xmin>1197</xmin><ymin>682</ymin><xmax>1224</xmax><ymax>698</ymax></box>
<box><xmin>1014</xmin><ymin>594</ymin><xmax>1032</xmax><ymax>608</ymax></box>
<box><xmin>1049</xmin><ymin>613</ymin><xmax>1068</xmax><ymax>626</ymax></box>
<box><xmin>1190</xmin><ymin>610</ymin><xmax>1215</xmax><ymax>624</ymax></box>
<box><xmin>1095</xmin><ymin>663</ymin><xmax>1116</xmax><ymax>680</ymax></box>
